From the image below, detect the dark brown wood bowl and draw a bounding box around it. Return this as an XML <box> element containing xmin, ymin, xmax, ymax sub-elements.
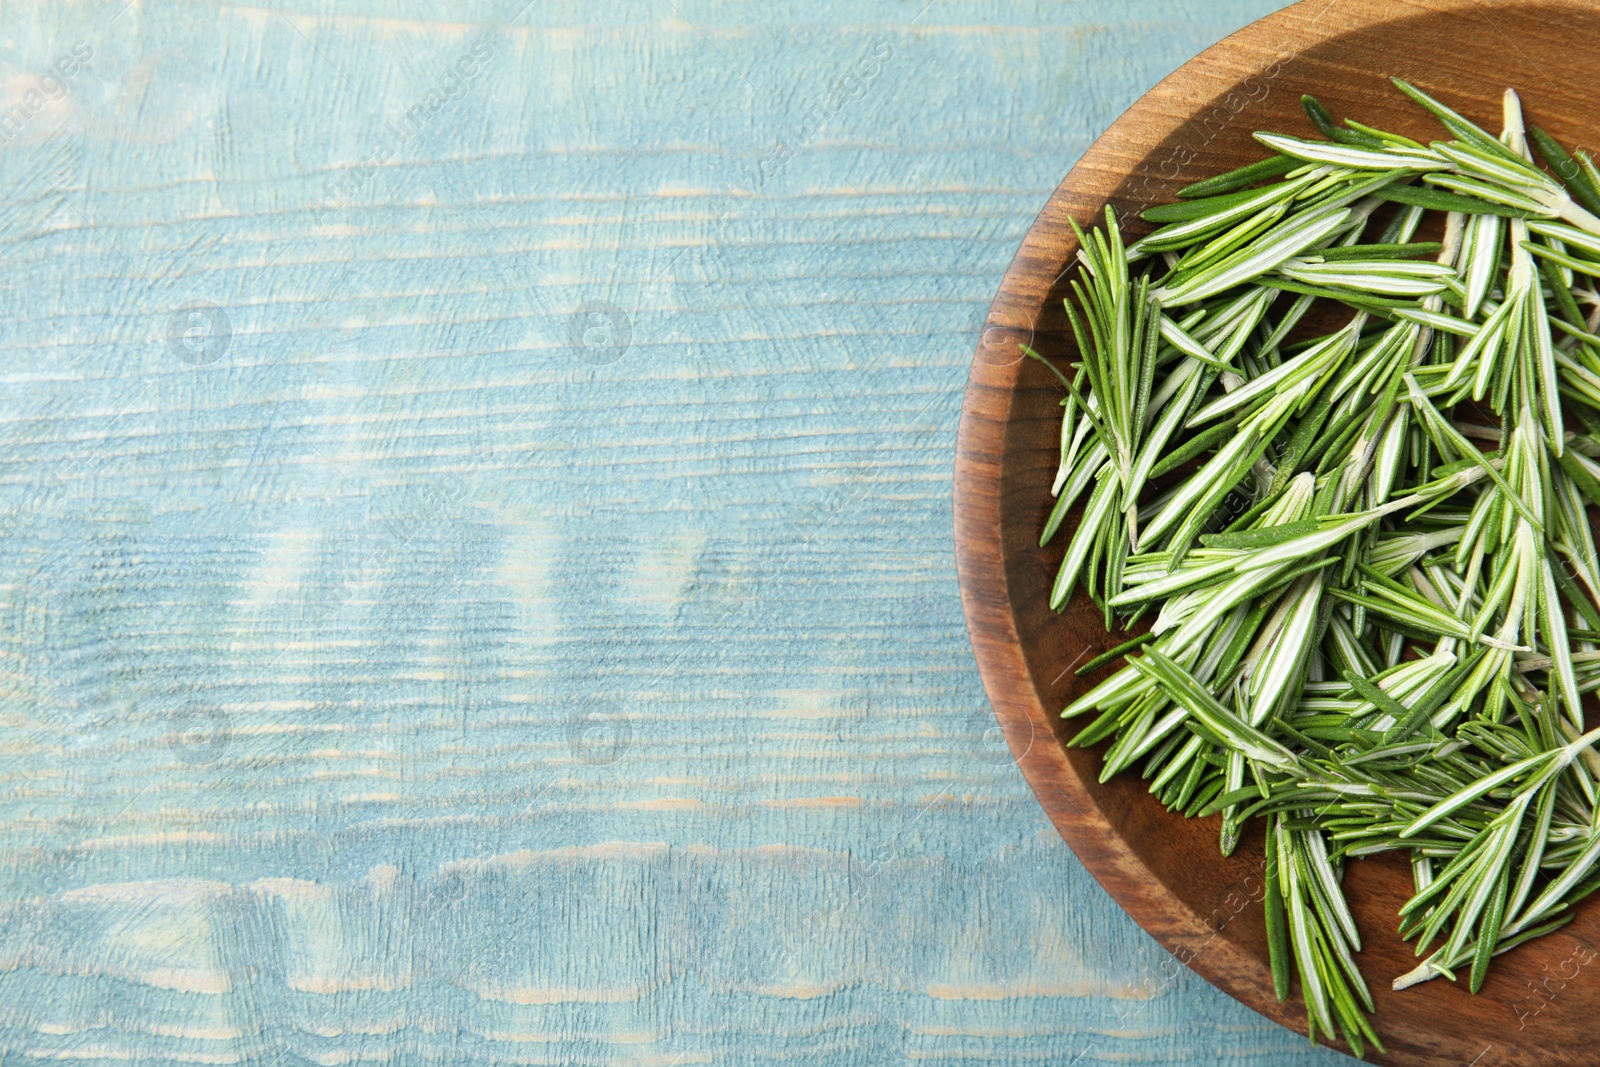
<box><xmin>953</xmin><ymin>1</ymin><xmax>1600</xmax><ymax>1062</ymax></box>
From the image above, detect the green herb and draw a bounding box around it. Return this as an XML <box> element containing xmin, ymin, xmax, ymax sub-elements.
<box><xmin>1035</xmin><ymin>78</ymin><xmax>1600</xmax><ymax>1055</ymax></box>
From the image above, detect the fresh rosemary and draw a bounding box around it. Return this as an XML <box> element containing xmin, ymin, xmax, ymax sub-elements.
<box><xmin>1035</xmin><ymin>80</ymin><xmax>1600</xmax><ymax>1054</ymax></box>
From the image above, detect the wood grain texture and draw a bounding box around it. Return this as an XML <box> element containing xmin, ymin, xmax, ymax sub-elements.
<box><xmin>0</xmin><ymin>1</ymin><xmax>1363</xmax><ymax>1065</ymax></box>
<box><xmin>956</xmin><ymin>1</ymin><xmax>1600</xmax><ymax>1063</ymax></box>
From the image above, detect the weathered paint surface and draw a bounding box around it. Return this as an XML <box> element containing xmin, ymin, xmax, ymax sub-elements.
<box><xmin>0</xmin><ymin>1</ymin><xmax>1352</xmax><ymax>1063</ymax></box>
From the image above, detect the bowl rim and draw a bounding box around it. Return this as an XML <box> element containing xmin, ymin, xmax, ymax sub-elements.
<box><xmin>951</xmin><ymin>0</ymin><xmax>1596</xmax><ymax>1056</ymax></box>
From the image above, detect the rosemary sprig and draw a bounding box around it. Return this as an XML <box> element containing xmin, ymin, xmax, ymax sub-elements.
<box><xmin>1036</xmin><ymin>79</ymin><xmax>1600</xmax><ymax>1054</ymax></box>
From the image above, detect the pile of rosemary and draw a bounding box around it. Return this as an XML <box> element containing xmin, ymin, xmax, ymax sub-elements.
<box><xmin>1035</xmin><ymin>81</ymin><xmax>1600</xmax><ymax>1053</ymax></box>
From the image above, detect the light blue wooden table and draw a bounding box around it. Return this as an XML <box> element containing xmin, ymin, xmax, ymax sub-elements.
<box><xmin>0</xmin><ymin>2</ymin><xmax>1358</xmax><ymax>1063</ymax></box>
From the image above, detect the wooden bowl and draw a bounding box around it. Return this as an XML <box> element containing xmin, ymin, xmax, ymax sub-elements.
<box><xmin>953</xmin><ymin>1</ymin><xmax>1600</xmax><ymax>1062</ymax></box>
